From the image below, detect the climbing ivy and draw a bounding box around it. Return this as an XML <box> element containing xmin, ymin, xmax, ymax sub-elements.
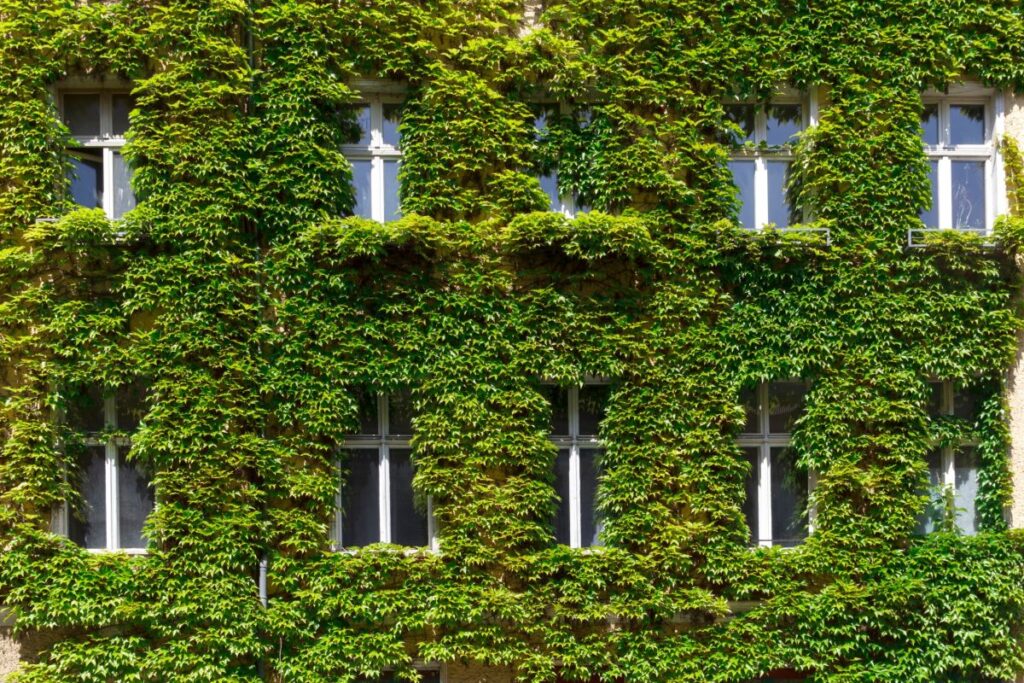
<box><xmin>3</xmin><ymin>0</ymin><xmax>1024</xmax><ymax>681</ymax></box>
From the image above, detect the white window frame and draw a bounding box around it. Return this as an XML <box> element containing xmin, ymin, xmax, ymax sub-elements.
<box><xmin>342</xmin><ymin>83</ymin><xmax>404</xmax><ymax>223</ymax></box>
<box><xmin>533</xmin><ymin>102</ymin><xmax>586</xmax><ymax>218</ymax></box>
<box><xmin>921</xmin><ymin>84</ymin><xmax>1004</xmax><ymax>233</ymax></box>
<box><xmin>56</xmin><ymin>84</ymin><xmax>134</xmax><ymax>220</ymax></box>
<box><xmin>54</xmin><ymin>394</ymin><xmax>148</xmax><ymax>554</ymax></box>
<box><xmin>727</xmin><ymin>87</ymin><xmax>819</xmax><ymax>229</ymax></box>
<box><xmin>738</xmin><ymin>381</ymin><xmax>815</xmax><ymax>547</ymax></box>
<box><xmin>334</xmin><ymin>392</ymin><xmax>437</xmax><ymax>551</ymax></box>
<box><xmin>925</xmin><ymin>380</ymin><xmax>980</xmax><ymax>533</ymax></box>
<box><xmin>548</xmin><ymin>381</ymin><xmax>606</xmax><ymax>549</ymax></box>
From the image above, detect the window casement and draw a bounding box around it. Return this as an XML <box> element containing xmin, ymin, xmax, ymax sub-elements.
<box><xmin>55</xmin><ymin>384</ymin><xmax>153</xmax><ymax>553</ymax></box>
<box><xmin>334</xmin><ymin>390</ymin><xmax>437</xmax><ymax>550</ymax></box>
<box><xmin>739</xmin><ymin>381</ymin><xmax>813</xmax><ymax>548</ymax></box>
<box><xmin>542</xmin><ymin>381</ymin><xmax>610</xmax><ymax>548</ymax></box>
<box><xmin>532</xmin><ymin>104</ymin><xmax>589</xmax><ymax>217</ymax></box>
<box><xmin>343</xmin><ymin>91</ymin><xmax>403</xmax><ymax>223</ymax></box>
<box><xmin>919</xmin><ymin>380</ymin><xmax>981</xmax><ymax>535</ymax></box>
<box><xmin>725</xmin><ymin>89</ymin><xmax>818</xmax><ymax>230</ymax></box>
<box><xmin>58</xmin><ymin>87</ymin><xmax>136</xmax><ymax>219</ymax></box>
<box><xmin>919</xmin><ymin>85</ymin><xmax>1004</xmax><ymax>233</ymax></box>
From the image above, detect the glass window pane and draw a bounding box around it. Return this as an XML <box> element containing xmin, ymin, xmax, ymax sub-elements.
<box><xmin>954</xmin><ymin>447</ymin><xmax>979</xmax><ymax>535</ymax></box>
<box><xmin>382</xmin><ymin>104</ymin><xmax>401</xmax><ymax>147</ymax></box>
<box><xmin>728</xmin><ymin>160</ymin><xmax>756</xmax><ymax>229</ymax></box>
<box><xmin>341</xmin><ymin>449</ymin><xmax>380</xmax><ymax>547</ymax></box>
<box><xmin>578</xmin><ymin>384</ymin><xmax>610</xmax><ymax>436</ymax></box>
<box><xmin>353</xmin><ymin>104</ymin><xmax>372</xmax><ymax>146</ymax></box>
<box><xmin>926</xmin><ymin>381</ymin><xmax>944</xmax><ymax>417</ymax></box>
<box><xmin>383</xmin><ymin>159</ymin><xmax>401</xmax><ymax>222</ymax></box>
<box><xmin>742</xmin><ymin>447</ymin><xmax>759</xmax><ymax>545</ymax></box>
<box><xmin>69</xmin><ymin>446</ymin><xmax>107</xmax><ymax>549</ymax></box>
<box><xmin>542</xmin><ymin>386</ymin><xmax>570</xmax><ymax>436</ymax></box>
<box><xmin>67</xmin><ymin>384</ymin><xmax>107</xmax><ymax>433</ymax></box>
<box><xmin>770</xmin><ymin>446</ymin><xmax>807</xmax><ymax>547</ymax></box>
<box><xmin>920</xmin><ymin>159</ymin><xmax>938</xmax><ymax>228</ymax></box>
<box><xmin>953</xmin><ymin>384</ymin><xmax>982</xmax><ymax>422</ymax></box>
<box><xmin>920</xmin><ymin>104</ymin><xmax>939</xmax><ymax>146</ymax></box>
<box><xmin>950</xmin><ymin>104</ymin><xmax>985</xmax><ymax>146</ymax></box>
<box><xmin>112</xmin><ymin>153</ymin><xmax>136</xmax><ymax>219</ymax></box>
<box><xmin>387</xmin><ymin>391</ymin><xmax>414</xmax><ymax>435</ymax></box>
<box><xmin>554</xmin><ymin>448</ymin><xmax>571</xmax><ymax>544</ymax></box>
<box><xmin>111</xmin><ymin>94</ymin><xmax>133</xmax><ymax>136</ymax></box>
<box><xmin>767</xmin><ymin>160</ymin><xmax>792</xmax><ymax>227</ymax></box>
<box><xmin>768</xmin><ymin>381</ymin><xmax>807</xmax><ymax>434</ymax></box>
<box><xmin>765</xmin><ymin>104</ymin><xmax>802</xmax><ymax>146</ymax></box>
<box><xmin>723</xmin><ymin>104</ymin><xmax>756</xmax><ymax>145</ymax></box>
<box><xmin>350</xmin><ymin>159</ymin><xmax>372</xmax><ymax>218</ymax></box>
<box><xmin>916</xmin><ymin>449</ymin><xmax>945</xmax><ymax>534</ymax></box>
<box><xmin>951</xmin><ymin>160</ymin><xmax>986</xmax><ymax>230</ymax></box>
<box><xmin>389</xmin><ymin>449</ymin><xmax>427</xmax><ymax>546</ymax></box>
<box><xmin>349</xmin><ymin>388</ymin><xmax>379</xmax><ymax>435</ymax></box>
<box><xmin>580</xmin><ymin>448</ymin><xmax>601</xmax><ymax>547</ymax></box>
<box><xmin>116</xmin><ymin>382</ymin><xmax>147</xmax><ymax>432</ymax></box>
<box><xmin>63</xmin><ymin>94</ymin><xmax>100</xmax><ymax>137</ymax></box>
<box><xmin>69</xmin><ymin>153</ymin><xmax>103</xmax><ymax>209</ymax></box>
<box><xmin>740</xmin><ymin>387</ymin><xmax>759</xmax><ymax>433</ymax></box>
<box><xmin>540</xmin><ymin>172</ymin><xmax>560</xmax><ymax>212</ymax></box>
<box><xmin>117</xmin><ymin>448</ymin><xmax>153</xmax><ymax>549</ymax></box>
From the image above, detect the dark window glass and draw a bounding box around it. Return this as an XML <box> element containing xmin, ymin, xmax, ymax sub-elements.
<box><xmin>67</xmin><ymin>384</ymin><xmax>106</xmax><ymax>433</ymax></box>
<box><xmin>950</xmin><ymin>104</ymin><xmax>985</xmax><ymax>146</ymax></box>
<box><xmin>353</xmin><ymin>104</ymin><xmax>372</xmax><ymax>146</ymax></box>
<box><xmin>723</xmin><ymin>104</ymin><xmax>756</xmax><ymax>145</ymax></box>
<box><xmin>554</xmin><ymin>448</ymin><xmax>571</xmax><ymax>544</ymax></box>
<box><xmin>580</xmin><ymin>448</ymin><xmax>600</xmax><ymax>547</ymax></box>
<box><xmin>770</xmin><ymin>446</ymin><xmax>807</xmax><ymax>547</ymax></box>
<box><xmin>768</xmin><ymin>381</ymin><xmax>807</xmax><ymax>434</ymax></box>
<box><xmin>742</xmin><ymin>447</ymin><xmax>759</xmax><ymax>544</ymax></box>
<box><xmin>112</xmin><ymin>152</ymin><xmax>136</xmax><ymax>219</ymax></box>
<box><xmin>951</xmin><ymin>160</ymin><xmax>986</xmax><ymax>230</ymax></box>
<box><xmin>111</xmin><ymin>94</ymin><xmax>133</xmax><ymax>136</ymax></box>
<box><xmin>728</xmin><ymin>160</ymin><xmax>756</xmax><ymax>229</ymax></box>
<box><xmin>740</xmin><ymin>387</ymin><xmax>759</xmax><ymax>433</ymax></box>
<box><xmin>916</xmin><ymin>448</ymin><xmax>945</xmax><ymax>534</ymax></box>
<box><xmin>766</xmin><ymin>104</ymin><xmax>802</xmax><ymax>146</ymax></box>
<box><xmin>69</xmin><ymin>446</ymin><xmax>107</xmax><ymax>549</ymax></box>
<box><xmin>351</xmin><ymin>388</ymin><xmax>379</xmax><ymax>435</ymax></box>
<box><xmin>388</xmin><ymin>391</ymin><xmax>414</xmax><ymax>435</ymax></box>
<box><xmin>920</xmin><ymin>159</ymin><xmax>939</xmax><ymax>227</ymax></box>
<box><xmin>926</xmin><ymin>381</ymin><xmax>944</xmax><ymax>417</ymax></box>
<box><xmin>543</xmin><ymin>386</ymin><xmax>570</xmax><ymax>436</ymax></box>
<box><xmin>384</xmin><ymin>159</ymin><xmax>401</xmax><ymax>222</ymax></box>
<box><xmin>69</xmin><ymin>153</ymin><xmax>103</xmax><ymax>209</ymax></box>
<box><xmin>63</xmin><ymin>94</ymin><xmax>100</xmax><ymax>137</ymax></box>
<box><xmin>954</xmin><ymin>446</ymin><xmax>979</xmax><ymax>535</ymax></box>
<box><xmin>341</xmin><ymin>449</ymin><xmax>380</xmax><ymax>546</ymax></box>
<box><xmin>920</xmin><ymin>104</ymin><xmax>939</xmax><ymax>146</ymax></box>
<box><xmin>578</xmin><ymin>384</ymin><xmax>610</xmax><ymax>436</ymax></box>
<box><xmin>766</xmin><ymin>160</ymin><xmax>792</xmax><ymax>227</ymax></box>
<box><xmin>117</xmin><ymin>448</ymin><xmax>153</xmax><ymax>549</ymax></box>
<box><xmin>382</xmin><ymin>103</ymin><xmax>401</xmax><ymax>147</ymax></box>
<box><xmin>953</xmin><ymin>384</ymin><xmax>982</xmax><ymax>422</ymax></box>
<box><xmin>351</xmin><ymin>159</ymin><xmax>372</xmax><ymax>218</ymax></box>
<box><xmin>116</xmin><ymin>382</ymin><xmax>147</xmax><ymax>432</ymax></box>
<box><xmin>389</xmin><ymin>449</ymin><xmax>427</xmax><ymax>546</ymax></box>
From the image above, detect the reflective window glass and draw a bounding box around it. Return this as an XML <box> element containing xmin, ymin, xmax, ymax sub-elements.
<box><xmin>382</xmin><ymin>103</ymin><xmax>401</xmax><ymax>147</ymax></box>
<box><xmin>765</xmin><ymin>104</ymin><xmax>802</xmax><ymax>146</ymax></box>
<box><xmin>553</xmin><ymin>448</ymin><xmax>571</xmax><ymax>545</ymax></box>
<box><xmin>580</xmin><ymin>448</ymin><xmax>601</xmax><ymax>547</ymax></box>
<box><xmin>383</xmin><ymin>159</ymin><xmax>401</xmax><ymax>222</ymax></box>
<box><xmin>768</xmin><ymin>381</ymin><xmax>807</xmax><ymax>434</ymax></box>
<box><xmin>389</xmin><ymin>449</ymin><xmax>427</xmax><ymax>546</ymax></box>
<box><xmin>351</xmin><ymin>159</ymin><xmax>373</xmax><ymax>218</ymax></box>
<box><xmin>578</xmin><ymin>384</ymin><xmax>610</xmax><ymax>436</ymax></box>
<box><xmin>723</xmin><ymin>104</ymin><xmax>756</xmax><ymax>145</ymax></box>
<box><xmin>341</xmin><ymin>449</ymin><xmax>380</xmax><ymax>546</ymax></box>
<box><xmin>920</xmin><ymin>104</ymin><xmax>939</xmax><ymax>146</ymax></box>
<box><xmin>112</xmin><ymin>153</ymin><xmax>136</xmax><ymax>219</ymax></box>
<box><xmin>920</xmin><ymin>160</ymin><xmax>939</xmax><ymax>227</ymax></box>
<box><xmin>954</xmin><ymin>447</ymin><xmax>979</xmax><ymax>535</ymax></box>
<box><xmin>770</xmin><ymin>446</ymin><xmax>807</xmax><ymax>547</ymax></box>
<box><xmin>69</xmin><ymin>153</ymin><xmax>103</xmax><ymax>209</ymax></box>
<box><xmin>68</xmin><ymin>447</ymin><xmax>107</xmax><ymax>549</ymax></box>
<box><xmin>112</xmin><ymin>94</ymin><xmax>133</xmax><ymax>136</ymax></box>
<box><xmin>951</xmin><ymin>160</ymin><xmax>986</xmax><ymax>230</ymax></box>
<box><xmin>117</xmin><ymin>448</ymin><xmax>153</xmax><ymax>549</ymax></box>
<box><xmin>766</xmin><ymin>160</ymin><xmax>792</xmax><ymax>227</ymax></box>
<box><xmin>729</xmin><ymin>160</ymin><xmax>756</xmax><ymax>229</ymax></box>
<box><xmin>64</xmin><ymin>94</ymin><xmax>101</xmax><ymax>137</ymax></box>
<box><xmin>950</xmin><ymin>104</ymin><xmax>985</xmax><ymax>146</ymax></box>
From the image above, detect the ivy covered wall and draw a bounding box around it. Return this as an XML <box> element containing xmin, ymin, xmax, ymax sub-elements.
<box><xmin>2</xmin><ymin>0</ymin><xmax>1024</xmax><ymax>681</ymax></box>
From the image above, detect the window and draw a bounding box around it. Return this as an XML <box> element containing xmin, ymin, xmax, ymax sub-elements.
<box><xmin>533</xmin><ymin>104</ymin><xmax>588</xmax><ymax>217</ymax></box>
<box><xmin>61</xmin><ymin>383</ymin><xmax>152</xmax><ymax>552</ymax></box>
<box><xmin>59</xmin><ymin>89</ymin><xmax>136</xmax><ymax>219</ymax></box>
<box><xmin>335</xmin><ymin>390</ymin><xmax>435</xmax><ymax>549</ymax></box>
<box><xmin>919</xmin><ymin>381</ymin><xmax>981</xmax><ymax>535</ymax></box>
<box><xmin>919</xmin><ymin>86</ymin><xmax>1003</xmax><ymax>232</ymax></box>
<box><xmin>356</xmin><ymin>669</ymin><xmax>441</xmax><ymax>683</ymax></box>
<box><xmin>543</xmin><ymin>382</ymin><xmax>609</xmax><ymax>548</ymax></box>
<box><xmin>343</xmin><ymin>94</ymin><xmax>402</xmax><ymax>222</ymax></box>
<box><xmin>739</xmin><ymin>381</ymin><xmax>812</xmax><ymax>547</ymax></box>
<box><xmin>725</xmin><ymin>91</ymin><xmax>815</xmax><ymax>229</ymax></box>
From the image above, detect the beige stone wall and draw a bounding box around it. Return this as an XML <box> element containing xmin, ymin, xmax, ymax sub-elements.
<box><xmin>445</xmin><ymin>662</ymin><xmax>516</xmax><ymax>683</ymax></box>
<box><xmin>0</xmin><ymin>627</ymin><xmax>21</xmax><ymax>683</ymax></box>
<box><xmin>1005</xmin><ymin>92</ymin><xmax>1024</xmax><ymax>532</ymax></box>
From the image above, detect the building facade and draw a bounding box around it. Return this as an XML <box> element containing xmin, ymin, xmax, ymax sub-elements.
<box><xmin>4</xmin><ymin>1</ymin><xmax>1024</xmax><ymax>681</ymax></box>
